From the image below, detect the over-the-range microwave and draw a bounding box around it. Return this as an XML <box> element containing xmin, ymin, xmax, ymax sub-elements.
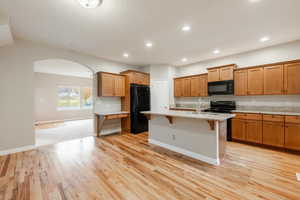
<box><xmin>208</xmin><ymin>80</ymin><xmax>234</xmax><ymax>96</ymax></box>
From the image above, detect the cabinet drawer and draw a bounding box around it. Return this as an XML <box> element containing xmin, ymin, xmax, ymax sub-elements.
<box><xmin>233</xmin><ymin>113</ymin><xmax>247</xmax><ymax>119</ymax></box>
<box><xmin>105</xmin><ymin>114</ymin><xmax>129</xmax><ymax>120</ymax></box>
<box><xmin>247</xmin><ymin>114</ymin><xmax>262</xmax><ymax>121</ymax></box>
<box><xmin>285</xmin><ymin>116</ymin><xmax>300</xmax><ymax>124</ymax></box>
<box><xmin>263</xmin><ymin>114</ymin><xmax>285</xmax><ymax>122</ymax></box>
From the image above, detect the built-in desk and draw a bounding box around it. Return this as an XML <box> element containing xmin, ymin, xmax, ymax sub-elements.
<box><xmin>95</xmin><ymin>112</ymin><xmax>129</xmax><ymax>136</ymax></box>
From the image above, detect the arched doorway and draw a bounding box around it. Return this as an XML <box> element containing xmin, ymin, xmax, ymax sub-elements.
<box><xmin>33</xmin><ymin>59</ymin><xmax>95</xmax><ymax>146</ymax></box>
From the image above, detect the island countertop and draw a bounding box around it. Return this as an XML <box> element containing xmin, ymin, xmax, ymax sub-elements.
<box><xmin>141</xmin><ymin>111</ymin><xmax>235</xmax><ymax>121</ymax></box>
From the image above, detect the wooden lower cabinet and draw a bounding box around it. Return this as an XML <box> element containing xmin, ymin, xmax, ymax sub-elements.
<box><xmin>232</xmin><ymin>119</ymin><xmax>246</xmax><ymax>141</ymax></box>
<box><xmin>285</xmin><ymin>123</ymin><xmax>300</xmax><ymax>150</ymax></box>
<box><xmin>246</xmin><ymin>120</ymin><xmax>262</xmax><ymax>144</ymax></box>
<box><xmin>263</xmin><ymin>122</ymin><xmax>285</xmax><ymax>147</ymax></box>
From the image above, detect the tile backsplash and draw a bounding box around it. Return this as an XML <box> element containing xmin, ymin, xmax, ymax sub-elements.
<box><xmin>175</xmin><ymin>95</ymin><xmax>300</xmax><ymax>108</ymax></box>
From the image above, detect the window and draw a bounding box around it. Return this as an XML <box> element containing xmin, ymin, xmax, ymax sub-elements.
<box><xmin>57</xmin><ymin>86</ymin><xmax>93</xmax><ymax>110</ymax></box>
<box><xmin>82</xmin><ymin>87</ymin><xmax>93</xmax><ymax>109</ymax></box>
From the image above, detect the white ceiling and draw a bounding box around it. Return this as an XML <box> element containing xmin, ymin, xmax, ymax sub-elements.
<box><xmin>34</xmin><ymin>59</ymin><xmax>93</xmax><ymax>78</ymax></box>
<box><xmin>1</xmin><ymin>0</ymin><xmax>300</xmax><ymax>66</ymax></box>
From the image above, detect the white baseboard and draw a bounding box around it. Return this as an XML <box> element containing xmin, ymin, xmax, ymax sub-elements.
<box><xmin>0</xmin><ymin>145</ymin><xmax>36</xmax><ymax>156</ymax></box>
<box><xmin>149</xmin><ymin>139</ymin><xmax>220</xmax><ymax>166</ymax></box>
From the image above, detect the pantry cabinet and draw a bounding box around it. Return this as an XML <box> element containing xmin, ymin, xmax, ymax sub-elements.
<box><xmin>264</xmin><ymin>65</ymin><xmax>284</xmax><ymax>95</ymax></box>
<box><xmin>98</xmin><ymin>72</ymin><xmax>125</xmax><ymax>97</ymax></box>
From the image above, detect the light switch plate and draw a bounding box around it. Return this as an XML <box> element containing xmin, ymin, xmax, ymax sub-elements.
<box><xmin>296</xmin><ymin>173</ymin><xmax>300</xmax><ymax>181</ymax></box>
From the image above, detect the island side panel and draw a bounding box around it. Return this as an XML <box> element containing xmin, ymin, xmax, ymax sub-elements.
<box><xmin>218</xmin><ymin>120</ymin><xmax>227</xmax><ymax>162</ymax></box>
<box><xmin>148</xmin><ymin>115</ymin><xmax>219</xmax><ymax>165</ymax></box>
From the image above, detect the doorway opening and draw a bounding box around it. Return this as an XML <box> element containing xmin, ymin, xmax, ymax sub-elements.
<box><xmin>33</xmin><ymin>59</ymin><xmax>95</xmax><ymax>147</ymax></box>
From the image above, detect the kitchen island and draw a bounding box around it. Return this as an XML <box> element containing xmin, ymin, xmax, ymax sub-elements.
<box><xmin>142</xmin><ymin>111</ymin><xmax>235</xmax><ymax>165</ymax></box>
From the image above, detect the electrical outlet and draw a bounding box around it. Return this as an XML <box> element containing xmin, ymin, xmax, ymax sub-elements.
<box><xmin>296</xmin><ymin>173</ymin><xmax>300</xmax><ymax>181</ymax></box>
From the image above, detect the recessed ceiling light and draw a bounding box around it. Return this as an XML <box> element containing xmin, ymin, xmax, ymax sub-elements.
<box><xmin>260</xmin><ymin>36</ymin><xmax>270</xmax><ymax>42</ymax></box>
<box><xmin>182</xmin><ymin>25</ymin><xmax>191</xmax><ymax>32</ymax></box>
<box><xmin>181</xmin><ymin>58</ymin><xmax>187</xmax><ymax>62</ymax></box>
<box><xmin>123</xmin><ymin>53</ymin><xmax>129</xmax><ymax>58</ymax></box>
<box><xmin>145</xmin><ymin>42</ymin><xmax>153</xmax><ymax>48</ymax></box>
<box><xmin>213</xmin><ymin>49</ymin><xmax>220</xmax><ymax>54</ymax></box>
<box><xmin>77</xmin><ymin>0</ymin><xmax>103</xmax><ymax>8</ymax></box>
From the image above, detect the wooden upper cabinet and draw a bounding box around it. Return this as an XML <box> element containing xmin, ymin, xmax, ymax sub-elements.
<box><xmin>191</xmin><ymin>76</ymin><xmax>201</xmax><ymax>97</ymax></box>
<box><xmin>220</xmin><ymin>66</ymin><xmax>235</xmax><ymax>81</ymax></box>
<box><xmin>98</xmin><ymin>72</ymin><xmax>125</xmax><ymax>97</ymax></box>
<box><xmin>174</xmin><ymin>78</ymin><xmax>183</xmax><ymax>97</ymax></box>
<box><xmin>264</xmin><ymin>65</ymin><xmax>284</xmax><ymax>95</ymax></box>
<box><xmin>234</xmin><ymin>69</ymin><xmax>248</xmax><ymax>96</ymax></box>
<box><xmin>182</xmin><ymin>78</ymin><xmax>191</xmax><ymax>97</ymax></box>
<box><xmin>199</xmin><ymin>75</ymin><xmax>208</xmax><ymax>97</ymax></box>
<box><xmin>114</xmin><ymin>75</ymin><xmax>125</xmax><ymax>96</ymax></box>
<box><xmin>132</xmin><ymin>72</ymin><xmax>150</xmax><ymax>85</ymax></box>
<box><xmin>99</xmin><ymin>73</ymin><xmax>115</xmax><ymax>96</ymax></box>
<box><xmin>284</xmin><ymin>62</ymin><xmax>300</xmax><ymax>94</ymax></box>
<box><xmin>174</xmin><ymin>74</ymin><xmax>207</xmax><ymax>97</ymax></box>
<box><xmin>208</xmin><ymin>68</ymin><xmax>220</xmax><ymax>82</ymax></box>
<box><xmin>247</xmin><ymin>67</ymin><xmax>264</xmax><ymax>95</ymax></box>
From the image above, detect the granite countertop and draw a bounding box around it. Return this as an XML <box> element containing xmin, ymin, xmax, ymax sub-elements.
<box><xmin>141</xmin><ymin>111</ymin><xmax>235</xmax><ymax>121</ymax></box>
<box><xmin>95</xmin><ymin>111</ymin><xmax>129</xmax><ymax>116</ymax></box>
<box><xmin>232</xmin><ymin>107</ymin><xmax>300</xmax><ymax>116</ymax></box>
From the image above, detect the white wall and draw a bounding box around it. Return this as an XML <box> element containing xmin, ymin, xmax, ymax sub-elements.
<box><xmin>175</xmin><ymin>40</ymin><xmax>300</xmax><ymax>107</ymax></box>
<box><xmin>34</xmin><ymin>72</ymin><xmax>93</xmax><ymax>123</ymax></box>
<box><xmin>150</xmin><ymin>65</ymin><xmax>175</xmax><ymax>111</ymax></box>
<box><xmin>0</xmin><ymin>40</ymin><xmax>142</xmax><ymax>151</ymax></box>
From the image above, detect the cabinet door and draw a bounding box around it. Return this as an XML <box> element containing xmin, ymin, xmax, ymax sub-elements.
<box><xmin>208</xmin><ymin>69</ymin><xmax>220</xmax><ymax>82</ymax></box>
<box><xmin>247</xmin><ymin>67</ymin><xmax>264</xmax><ymax>95</ymax></box>
<box><xmin>234</xmin><ymin>69</ymin><xmax>248</xmax><ymax>96</ymax></box>
<box><xmin>264</xmin><ymin>65</ymin><xmax>284</xmax><ymax>95</ymax></box>
<box><xmin>285</xmin><ymin>123</ymin><xmax>300</xmax><ymax>151</ymax></box>
<box><xmin>220</xmin><ymin>66</ymin><xmax>234</xmax><ymax>81</ymax></box>
<box><xmin>174</xmin><ymin>79</ymin><xmax>183</xmax><ymax>97</ymax></box>
<box><xmin>199</xmin><ymin>75</ymin><xmax>208</xmax><ymax>97</ymax></box>
<box><xmin>100</xmin><ymin>73</ymin><xmax>115</xmax><ymax>96</ymax></box>
<box><xmin>246</xmin><ymin>120</ymin><xmax>262</xmax><ymax>144</ymax></box>
<box><xmin>263</xmin><ymin>122</ymin><xmax>284</xmax><ymax>147</ymax></box>
<box><xmin>182</xmin><ymin>78</ymin><xmax>191</xmax><ymax>97</ymax></box>
<box><xmin>191</xmin><ymin>76</ymin><xmax>201</xmax><ymax>97</ymax></box>
<box><xmin>284</xmin><ymin>63</ymin><xmax>300</xmax><ymax>94</ymax></box>
<box><xmin>232</xmin><ymin>119</ymin><xmax>246</xmax><ymax>141</ymax></box>
<box><xmin>114</xmin><ymin>75</ymin><xmax>125</xmax><ymax>97</ymax></box>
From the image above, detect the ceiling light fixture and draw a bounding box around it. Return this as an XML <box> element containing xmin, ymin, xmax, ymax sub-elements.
<box><xmin>123</xmin><ymin>53</ymin><xmax>129</xmax><ymax>58</ymax></box>
<box><xmin>145</xmin><ymin>42</ymin><xmax>153</xmax><ymax>48</ymax></box>
<box><xmin>260</xmin><ymin>36</ymin><xmax>270</xmax><ymax>42</ymax></box>
<box><xmin>213</xmin><ymin>49</ymin><xmax>220</xmax><ymax>54</ymax></box>
<box><xmin>181</xmin><ymin>58</ymin><xmax>187</xmax><ymax>62</ymax></box>
<box><xmin>249</xmin><ymin>0</ymin><xmax>261</xmax><ymax>3</ymax></box>
<box><xmin>77</xmin><ymin>0</ymin><xmax>102</xmax><ymax>9</ymax></box>
<box><xmin>182</xmin><ymin>25</ymin><xmax>191</xmax><ymax>32</ymax></box>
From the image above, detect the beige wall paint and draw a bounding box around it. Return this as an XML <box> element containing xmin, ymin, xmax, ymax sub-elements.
<box><xmin>34</xmin><ymin>72</ymin><xmax>93</xmax><ymax>123</ymax></box>
<box><xmin>0</xmin><ymin>40</ymin><xmax>142</xmax><ymax>151</ymax></box>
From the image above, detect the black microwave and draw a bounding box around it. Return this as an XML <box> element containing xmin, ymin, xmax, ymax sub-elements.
<box><xmin>208</xmin><ymin>80</ymin><xmax>234</xmax><ymax>96</ymax></box>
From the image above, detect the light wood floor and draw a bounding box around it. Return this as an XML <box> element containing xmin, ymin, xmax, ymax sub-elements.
<box><xmin>0</xmin><ymin>133</ymin><xmax>300</xmax><ymax>200</ymax></box>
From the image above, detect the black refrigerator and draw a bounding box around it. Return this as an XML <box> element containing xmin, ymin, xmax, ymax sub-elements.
<box><xmin>130</xmin><ymin>84</ymin><xmax>150</xmax><ymax>134</ymax></box>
